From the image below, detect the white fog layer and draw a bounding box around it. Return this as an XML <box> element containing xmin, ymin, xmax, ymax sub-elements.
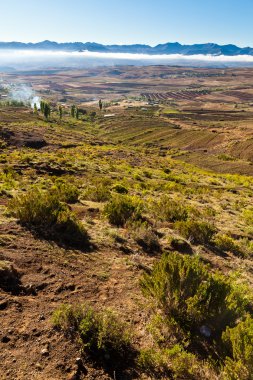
<box><xmin>1</xmin><ymin>50</ymin><xmax>253</xmax><ymax>69</ymax></box>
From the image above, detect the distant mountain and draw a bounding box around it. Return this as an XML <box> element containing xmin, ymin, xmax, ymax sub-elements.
<box><xmin>1</xmin><ymin>40</ymin><xmax>253</xmax><ymax>56</ymax></box>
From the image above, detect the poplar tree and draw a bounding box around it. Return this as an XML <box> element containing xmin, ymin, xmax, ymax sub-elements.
<box><xmin>44</xmin><ymin>103</ymin><xmax>51</xmax><ymax>120</ymax></box>
<box><xmin>71</xmin><ymin>105</ymin><xmax>76</xmax><ymax>118</ymax></box>
<box><xmin>40</xmin><ymin>100</ymin><xmax>45</xmax><ymax>113</ymax></box>
<box><xmin>59</xmin><ymin>105</ymin><xmax>63</xmax><ymax>120</ymax></box>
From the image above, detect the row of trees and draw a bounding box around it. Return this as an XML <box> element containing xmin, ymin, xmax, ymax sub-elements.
<box><xmin>34</xmin><ymin>99</ymin><xmax>103</xmax><ymax>121</ymax></box>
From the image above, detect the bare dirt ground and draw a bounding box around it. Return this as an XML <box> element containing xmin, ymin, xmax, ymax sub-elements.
<box><xmin>0</xmin><ymin>218</ymin><xmax>150</xmax><ymax>380</ymax></box>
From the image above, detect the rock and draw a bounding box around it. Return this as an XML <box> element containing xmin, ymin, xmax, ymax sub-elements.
<box><xmin>24</xmin><ymin>284</ymin><xmax>37</xmax><ymax>296</ymax></box>
<box><xmin>75</xmin><ymin>358</ymin><xmax>82</xmax><ymax>365</ymax></box>
<box><xmin>41</xmin><ymin>348</ymin><xmax>49</xmax><ymax>356</ymax></box>
<box><xmin>170</xmin><ymin>238</ymin><xmax>193</xmax><ymax>254</ymax></box>
<box><xmin>66</xmin><ymin>283</ymin><xmax>76</xmax><ymax>291</ymax></box>
<box><xmin>200</xmin><ymin>325</ymin><xmax>211</xmax><ymax>338</ymax></box>
<box><xmin>35</xmin><ymin>363</ymin><xmax>43</xmax><ymax>371</ymax></box>
<box><xmin>0</xmin><ymin>261</ymin><xmax>21</xmax><ymax>293</ymax></box>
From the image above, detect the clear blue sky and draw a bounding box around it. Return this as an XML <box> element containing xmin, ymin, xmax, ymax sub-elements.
<box><xmin>1</xmin><ymin>0</ymin><xmax>253</xmax><ymax>46</ymax></box>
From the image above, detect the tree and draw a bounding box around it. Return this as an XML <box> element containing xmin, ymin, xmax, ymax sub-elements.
<box><xmin>71</xmin><ymin>105</ymin><xmax>76</xmax><ymax>118</ymax></box>
<box><xmin>59</xmin><ymin>105</ymin><xmax>63</xmax><ymax>120</ymax></box>
<box><xmin>99</xmin><ymin>99</ymin><xmax>103</xmax><ymax>111</ymax></box>
<box><xmin>33</xmin><ymin>103</ymin><xmax>38</xmax><ymax>114</ymax></box>
<box><xmin>44</xmin><ymin>102</ymin><xmax>51</xmax><ymax>120</ymax></box>
<box><xmin>76</xmin><ymin>108</ymin><xmax>79</xmax><ymax>120</ymax></box>
<box><xmin>40</xmin><ymin>100</ymin><xmax>45</xmax><ymax>113</ymax></box>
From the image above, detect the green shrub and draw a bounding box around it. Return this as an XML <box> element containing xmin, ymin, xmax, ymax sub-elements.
<box><xmin>8</xmin><ymin>188</ymin><xmax>89</xmax><ymax>248</ymax></box>
<box><xmin>52</xmin><ymin>304</ymin><xmax>132</xmax><ymax>360</ymax></box>
<box><xmin>222</xmin><ymin>315</ymin><xmax>253</xmax><ymax>379</ymax></box>
<box><xmin>52</xmin><ymin>179</ymin><xmax>80</xmax><ymax>203</ymax></box>
<box><xmin>138</xmin><ymin>345</ymin><xmax>212</xmax><ymax>379</ymax></box>
<box><xmin>111</xmin><ymin>183</ymin><xmax>128</xmax><ymax>194</ymax></box>
<box><xmin>132</xmin><ymin>222</ymin><xmax>161</xmax><ymax>254</ymax></box>
<box><xmin>175</xmin><ymin>219</ymin><xmax>216</xmax><ymax>244</ymax></box>
<box><xmin>140</xmin><ymin>252</ymin><xmax>246</xmax><ymax>333</ymax></box>
<box><xmin>104</xmin><ymin>195</ymin><xmax>142</xmax><ymax>227</ymax></box>
<box><xmin>84</xmin><ymin>183</ymin><xmax>111</xmax><ymax>202</ymax></box>
<box><xmin>155</xmin><ymin>196</ymin><xmax>188</xmax><ymax>222</ymax></box>
<box><xmin>213</xmin><ymin>234</ymin><xmax>244</xmax><ymax>256</ymax></box>
<box><xmin>243</xmin><ymin>208</ymin><xmax>253</xmax><ymax>225</ymax></box>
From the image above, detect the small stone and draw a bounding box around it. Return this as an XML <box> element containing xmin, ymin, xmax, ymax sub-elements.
<box><xmin>41</xmin><ymin>348</ymin><xmax>49</xmax><ymax>356</ymax></box>
<box><xmin>38</xmin><ymin>314</ymin><xmax>45</xmax><ymax>321</ymax></box>
<box><xmin>35</xmin><ymin>363</ymin><xmax>42</xmax><ymax>371</ymax></box>
<box><xmin>75</xmin><ymin>357</ymin><xmax>82</xmax><ymax>365</ymax></box>
<box><xmin>200</xmin><ymin>325</ymin><xmax>211</xmax><ymax>337</ymax></box>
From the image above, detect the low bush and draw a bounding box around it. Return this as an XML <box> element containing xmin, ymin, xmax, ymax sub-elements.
<box><xmin>84</xmin><ymin>182</ymin><xmax>111</xmax><ymax>202</ymax></box>
<box><xmin>104</xmin><ymin>195</ymin><xmax>142</xmax><ymax>227</ymax></box>
<box><xmin>8</xmin><ymin>188</ymin><xmax>89</xmax><ymax>248</ymax></box>
<box><xmin>52</xmin><ymin>304</ymin><xmax>132</xmax><ymax>361</ymax></box>
<box><xmin>138</xmin><ymin>345</ymin><xmax>213</xmax><ymax>379</ymax></box>
<box><xmin>140</xmin><ymin>252</ymin><xmax>246</xmax><ymax>334</ymax></box>
<box><xmin>213</xmin><ymin>234</ymin><xmax>244</xmax><ymax>256</ymax></box>
<box><xmin>154</xmin><ymin>196</ymin><xmax>188</xmax><ymax>222</ymax></box>
<box><xmin>132</xmin><ymin>222</ymin><xmax>161</xmax><ymax>254</ymax></box>
<box><xmin>111</xmin><ymin>183</ymin><xmax>128</xmax><ymax>194</ymax></box>
<box><xmin>175</xmin><ymin>219</ymin><xmax>216</xmax><ymax>244</ymax></box>
<box><xmin>243</xmin><ymin>208</ymin><xmax>253</xmax><ymax>225</ymax></box>
<box><xmin>52</xmin><ymin>179</ymin><xmax>80</xmax><ymax>203</ymax></box>
<box><xmin>222</xmin><ymin>315</ymin><xmax>253</xmax><ymax>379</ymax></box>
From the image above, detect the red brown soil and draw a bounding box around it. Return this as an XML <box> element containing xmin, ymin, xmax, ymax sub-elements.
<box><xmin>0</xmin><ymin>220</ymin><xmax>149</xmax><ymax>380</ymax></box>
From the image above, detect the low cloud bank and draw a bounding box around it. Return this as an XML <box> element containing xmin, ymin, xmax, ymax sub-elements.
<box><xmin>1</xmin><ymin>49</ymin><xmax>253</xmax><ymax>69</ymax></box>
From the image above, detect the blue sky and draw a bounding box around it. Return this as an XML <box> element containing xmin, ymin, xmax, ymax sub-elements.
<box><xmin>1</xmin><ymin>0</ymin><xmax>253</xmax><ymax>46</ymax></box>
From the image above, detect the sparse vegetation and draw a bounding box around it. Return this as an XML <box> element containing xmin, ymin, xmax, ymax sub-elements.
<box><xmin>154</xmin><ymin>195</ymin><xmax>188</xmax><ymax>222</ymax></box>
<box><xmin>104</xmin><ymin>194</ymin><xmax>142</xmax><ymax>226</ymax></box>
<box><xmin>175</xmin><ymin>219</ymin><xmax>217</xmax><ymax>244</ymax></box>
<box><xmin>1</xmin><ymin>65</ymin><xmax>253</xmax><ymax>379</ymax></box>
<box><xmin>8</xmin><ymin>187</ymin><xmax>89</xmax><ymax>248</ymax></box>
<box><xmin>140</xmin><ymin>252</ymin><xmax>247</xmax><ymax>333</ymax></box>
<box><xmin>131</xmin><ymin>221</ymin><xmax>161</xmax><ymax>253</ymax></box>
<box><xmin>52</xmin><ymin>304</ymin><xmax>133</xmax><ymax>363</ymax></box>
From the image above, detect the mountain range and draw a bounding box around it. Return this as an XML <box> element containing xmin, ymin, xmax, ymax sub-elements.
<box><xmin>1</xmin><ymin>40</ymin><xmax>253</xmax><ymax>56</ymax></box>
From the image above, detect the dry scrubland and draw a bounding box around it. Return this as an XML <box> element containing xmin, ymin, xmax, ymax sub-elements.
<box><xmin>0</xmin><ymin>66</ymin><xmax>253</xmax><ymax>379</ymax></box>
